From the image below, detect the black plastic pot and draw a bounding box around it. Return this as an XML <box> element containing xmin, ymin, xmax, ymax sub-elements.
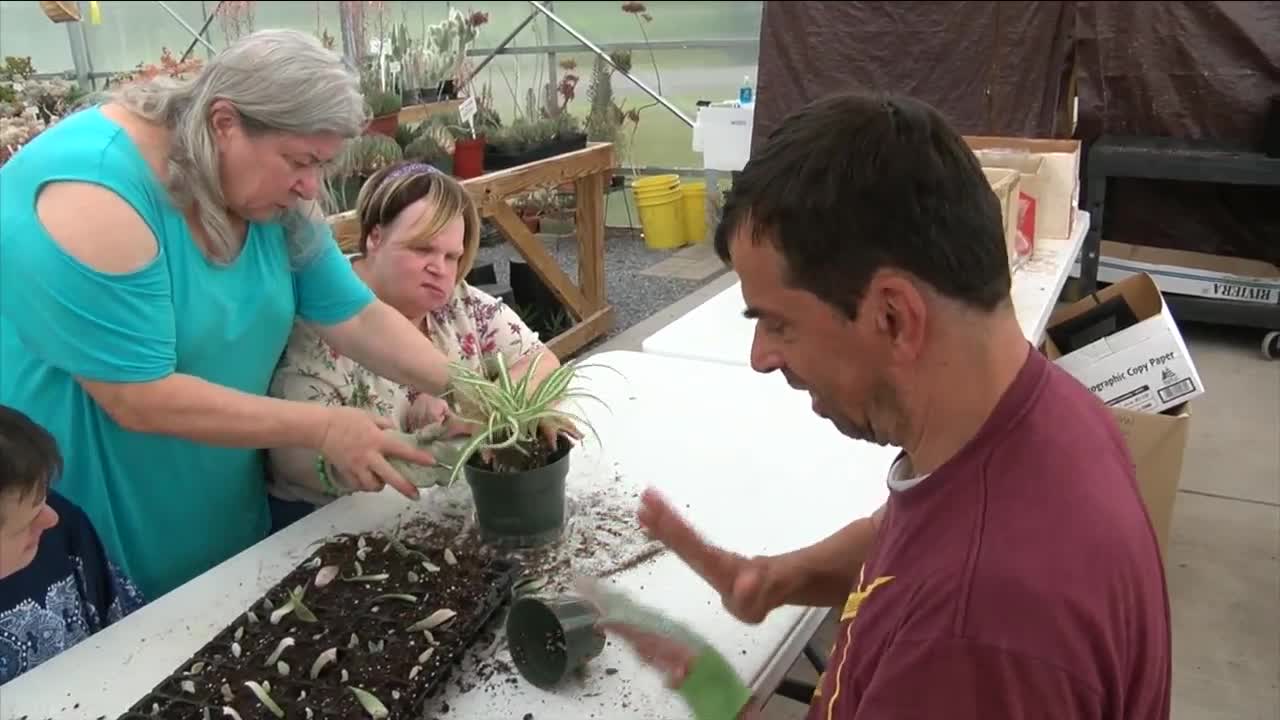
<box><xmin>509</xmin><ymin>258</ymin><xmax>560</xmax><ymax>311</ymax></box>
<box><xmin>485</xmin><ymin>132</ymin><xmax>589</xmax><ymax>171</ymax></box>
<box><xmin>506</xmin><ymin>595</ymin><xmax>606</xmax><ymax>689</ymax></box>
<box><xmin>465</xmin><ymin>440</ymin><xmax>571</xmax><ymax>548</ymax></box>
<box><xmin>419</xmin><ymin>80</ymin><xmax>457</xmax><ymax>104</ymax></box>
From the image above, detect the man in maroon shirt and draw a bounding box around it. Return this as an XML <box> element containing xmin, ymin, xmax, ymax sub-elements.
<box><xmin>597</xmin><ymin>92</ymin><xmax>1172</xmax><ymax>719</ymax></box>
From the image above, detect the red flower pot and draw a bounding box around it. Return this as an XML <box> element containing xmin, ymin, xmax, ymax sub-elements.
<box><xmin>453</xmin><ymin>136</ymin><xmax>486</xmax><ymax>179</ymax></box>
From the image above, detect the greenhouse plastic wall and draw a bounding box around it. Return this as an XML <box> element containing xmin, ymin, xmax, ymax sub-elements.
<box><xmin>0</xmin><ymin>0</ymin><xmax>763</xmax><ymax>171</ymax></box>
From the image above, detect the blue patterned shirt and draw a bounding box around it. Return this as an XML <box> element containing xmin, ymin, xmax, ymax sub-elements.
<box><xmin>0</xmin><ymin>491</ymin><xmax>145</xmax><ymax>685</ymax></box>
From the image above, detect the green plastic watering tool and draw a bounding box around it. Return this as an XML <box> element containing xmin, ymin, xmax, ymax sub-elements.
<box><xmin>575</xmin><ymin>578</ymin><xmax>752</xmax><ymax>720</ymax></box>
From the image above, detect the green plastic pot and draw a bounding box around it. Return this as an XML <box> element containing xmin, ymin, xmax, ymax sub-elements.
<box><xmin>507</xmin><ymin>594</ymin><xmax>606</xmax><ymax>689</ymax></box>
<box><xmin>464</xmin><ymin>439</ymin><xmax>571</xmax><ymax>548</ymax></box>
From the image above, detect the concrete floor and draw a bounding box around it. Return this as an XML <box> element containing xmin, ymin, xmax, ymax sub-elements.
<box><xmin>588</xmin><ymin>272</ymin><xmax>1280</xmax><ymax>720</ymax></box>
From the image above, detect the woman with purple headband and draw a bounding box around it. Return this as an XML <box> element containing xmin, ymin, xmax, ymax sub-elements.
<box><xmin>265</xmin><ymin>160</ymin><xmax>568</xmax><ymax>529</ymax></box>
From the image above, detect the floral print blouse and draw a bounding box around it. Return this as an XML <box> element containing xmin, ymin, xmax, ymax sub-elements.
<box><xmin>267</xmin><ymin>281</ymin><xmax>545</xmax><ymax>505</ymax></box>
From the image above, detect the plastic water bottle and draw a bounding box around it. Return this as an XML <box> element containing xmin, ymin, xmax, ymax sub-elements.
<box><xmin>739</xmin><ymin>75</ymin><xmax>754</xmax><ymax>106</ymax></box>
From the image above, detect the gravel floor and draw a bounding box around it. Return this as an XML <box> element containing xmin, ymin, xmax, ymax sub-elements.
<box><xmin>472</xmin><ymin>225</ymin><xmax>729</xmax><ymax>349</ymax></box>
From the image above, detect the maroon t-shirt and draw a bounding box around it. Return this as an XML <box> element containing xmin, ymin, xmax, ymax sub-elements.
<box><xmin>805</xmin><ymin>346</ymin><xmax>1171</xmax><ymax>720</ymax></box>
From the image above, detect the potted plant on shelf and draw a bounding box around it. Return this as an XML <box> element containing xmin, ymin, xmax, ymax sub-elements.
<box><xmin>330</xmin><ymin>134</ymin><xmax>403</xmax><ymax>213</ymax></box>
<box><xmin>364</xmin><ymin>90</ymin><xmax>403</xmax><ymax>138</ymax></box>
<box><xmin>405</xmin><ymin>129</ymin><xmax>454</xmax><ymax>176</ymax></box>
<box><xmin>485</xmin><ymin>112</ymin><xmax>588</xmax><ymax>171</ymax></box>
<box><xmin>442</xmin><ymin>355</ymin><xmax>603</xmax><ymax>549</ymax></box>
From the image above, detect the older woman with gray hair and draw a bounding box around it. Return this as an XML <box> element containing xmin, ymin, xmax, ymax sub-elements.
<box><xmin>0</xmin><ymin>30</ymin><xmax>460</xmax><ymax>600</ymax></box>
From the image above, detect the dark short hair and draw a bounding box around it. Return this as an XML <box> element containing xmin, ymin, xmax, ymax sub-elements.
<box><xmin>714</xmin><ymin>92</ymin><xmax>1011</xmax><ymax>317</ymax></box>
<box><xmin>0</xmin><ymin>406</ymin><xmax>61</xmax><ymax>514</ymax></box>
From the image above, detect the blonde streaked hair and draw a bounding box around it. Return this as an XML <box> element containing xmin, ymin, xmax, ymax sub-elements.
<box><xmin>355</xmin><ymin>162</ymin><xmax>481</xmax><ymax>284</ymax></box>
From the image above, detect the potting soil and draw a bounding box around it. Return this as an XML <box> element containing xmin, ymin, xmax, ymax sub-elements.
<box><xmin>115</xmin><ymin>533</ymin><xmax>516</xmax><ymax>720</ymax></box>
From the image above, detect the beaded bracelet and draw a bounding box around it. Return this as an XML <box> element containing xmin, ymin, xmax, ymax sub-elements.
<box><xmin>314</xmin><ymin>455</ymin><xmax>343</xmax><ymax>496</ymax></box>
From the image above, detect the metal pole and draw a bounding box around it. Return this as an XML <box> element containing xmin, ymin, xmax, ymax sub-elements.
<box><xmin>181</xmin><ymin>0</ymin><xmax>226</xmax><ymax>62</ymax></box>
<box><xmin>154</xmin><ymin>1</ymin><xmax>217</xmax><ymax>53</ymax></box>
<box><xmin>460</xmin><ymin>10</ymin><xmax>539</xmax><ymax>87</ymax></box>
<box><xmin>544</xmin><ymin>1</ymin><xmax>558</xmax><ymax>115</ymax></box>
<box><xmin>526</xmin><ymin>0</ymin><xmax>694</xmax><ymax>128</ymax></box>
<box><xmin>65</xmin><ymin>2</ymin><xmax>91</xmax><ymax>90</ymax></box>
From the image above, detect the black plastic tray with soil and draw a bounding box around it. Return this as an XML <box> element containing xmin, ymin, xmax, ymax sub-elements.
<box><xmin>484</xmin><ymin>132</ymin><xmax>589</xmax><ymax>171</ymax></box>
<box><xmin>115</xmin><ymin>532</ymin><xmax>518</xmax><ymax>720</ymax></box>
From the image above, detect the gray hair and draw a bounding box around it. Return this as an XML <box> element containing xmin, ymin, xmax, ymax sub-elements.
<box><xmin>108</xmin><ymin>29</ymin><xmax>368</xmax><ymax>265</ymax></box>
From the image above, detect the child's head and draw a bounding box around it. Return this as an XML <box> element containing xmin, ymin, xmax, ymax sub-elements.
<box><xmin>0</xmin><ymin>406</ymin><xmax>62</xmax><ymax>579</ymax></box>
<box><xmin>354</xmin><ymin>161</ymin><xmax>481</xmax><ymax>321</ymax></box>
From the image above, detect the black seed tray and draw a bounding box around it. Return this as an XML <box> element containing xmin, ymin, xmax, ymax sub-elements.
<box><xmin>116</xmin><ymin>535</ymin><xmax>518</xmax><ymax>720</ymax></box>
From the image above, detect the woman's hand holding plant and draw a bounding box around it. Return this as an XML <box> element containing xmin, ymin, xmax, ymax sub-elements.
<box><xmin>318</xmin><ymin>406</ymin><xmax>436</xmax><ymax>500</ymax></box>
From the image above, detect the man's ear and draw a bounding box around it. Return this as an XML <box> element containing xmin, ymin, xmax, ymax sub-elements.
<box><xmin>868</xmin><ymin>271</ymin><xmax>928</xmax><ymax>356</ymax></box>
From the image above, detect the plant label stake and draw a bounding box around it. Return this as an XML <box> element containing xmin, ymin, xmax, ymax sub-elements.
<box><xmin>460</xmin><ymin>95</ymin><xmax>478</xmax><ymax>138</ymax></box>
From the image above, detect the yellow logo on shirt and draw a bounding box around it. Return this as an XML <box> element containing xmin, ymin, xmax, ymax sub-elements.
<box><xmin>812</xmin><ymin>568</ymin><xmax>895</xmax><ymax>708</ymax></box>
<box><xmin>840</xmin><ymin>574</ymin><xmax>895</xmax><ymax>621</ymax></box>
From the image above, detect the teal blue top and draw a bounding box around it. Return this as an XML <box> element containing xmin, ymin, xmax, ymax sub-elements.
<box><xmin>0</xmin><ymin>106</ymin><xmax>375</xmax><ymax>600</ymax></box>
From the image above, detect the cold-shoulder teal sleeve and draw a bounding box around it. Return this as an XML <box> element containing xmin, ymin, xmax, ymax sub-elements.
<box><xmin>0</xmin><ymin>197</ymin><xmax>176</xmax><ymax>384</ymax></box>
<box><xmin>291</xmin><ymin>223</ymin><xmax>375</xmax><ymax>326</ymax></box>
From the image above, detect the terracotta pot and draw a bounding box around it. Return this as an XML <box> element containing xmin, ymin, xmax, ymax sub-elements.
<box><xmin>365</xmin><ymin>113</ymin><xmax>399</xmax><ymax>138</ymax></box>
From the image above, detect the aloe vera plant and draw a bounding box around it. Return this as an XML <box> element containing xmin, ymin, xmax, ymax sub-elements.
<box><xmin>442</xmin><ymin>354</ymin><xmax>607</xmax><ymax>484</ymax></box>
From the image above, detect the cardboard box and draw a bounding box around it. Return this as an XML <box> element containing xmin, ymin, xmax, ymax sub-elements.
<box><xmin>982</xmin><ymin>167</ymin><xmax>1024</xmax><ymax>270</ymax></box>
<box><xmin>1044</xmin><ymin>272</ymin><xmax>1205</xmax><ymax>414</ymax></box>
<box><xmin>1108</xmin><ymin>403</ymin><xmax>1191</xmax><ymax>557</ymax></box>
<box><xmin>974</xmin><ymin>149</ymin><xmax>1046</xmax><ymax>250</ymax></box>
<box><xmin>1073</xmin><ymin>241</ymin><xmax>1280</xmax><ymax>306</ymax></box>
<box><xmin>1043</xmin><ymin>272</ymin><xmax>1199</xmax><ymax>557</ymax></box>
<box><xmin>965</xmin><ymin>136</ymin><xmax>1081</xmax><ymax>240</ymax></box>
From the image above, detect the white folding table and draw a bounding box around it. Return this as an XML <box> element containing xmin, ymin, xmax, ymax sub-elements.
<box><xmin>2</xmin><ymin>350</ymin><xmax>896</xmax><ymax>720</ymax></box>
<box><xmin>642</xmin><ymin>211</ymin><xmax>1092</xmax><ymax>366</ymax></box>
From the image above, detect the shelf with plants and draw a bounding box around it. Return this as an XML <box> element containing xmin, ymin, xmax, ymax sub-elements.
<box><xmin>116</xmin><ymin>533</ymin><xmax>518</xmax><ymax>720</ymax></box>
<box><xmin>0</xmin><ymin>56</ymin><xmax>89</xmax><ymax>167</ymax></box>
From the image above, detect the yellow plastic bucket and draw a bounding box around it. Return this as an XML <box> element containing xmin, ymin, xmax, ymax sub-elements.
<box><xmin>680</xmin><ymin>181</ymin><xmax>708</xmax><ymax>244</ymax></box>
<box><xmin>633</xmin><ymin>186</ymin><xmax>686</xmax><ymax>250</ymax></box>
<box><xmin>632</xmin><ymin>174</ymin><xmax>681</xmax><ymax>196</ymax></box>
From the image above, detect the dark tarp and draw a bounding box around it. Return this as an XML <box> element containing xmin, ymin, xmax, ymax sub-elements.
<box><xmin>753</xmin><ymin>1</ymin><xmax>1076</xmax><ymax>146</ymax></box>
<box><xmin>752</xmin><ymin>1</ymin><xmax>1280</xmax><ymax>265</ymax></box>
<box><xmin>1074</xmin><ymin>1</ymin><xmax>1280</xmax><ymax>265</ymax></box>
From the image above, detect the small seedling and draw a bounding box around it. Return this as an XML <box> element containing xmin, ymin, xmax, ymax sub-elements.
<box><xmin>221</xmin><ymin>708</ymin><xmax>243</xmax><ymax>720</ymax></box>
<box><xmin>443</xmin><ymin>548</ymin><xmax>458</xmax><ymax>566</ymax></box>
<box><xmin>245</xmin><ymin>681</ymin><xmax>285</xmax><ymax>719</ymax></box>
<box><xmin>277</xmin><ymin>661</ymin><xmax>290</xmax><ymax>676</ymax></box>
<box><xmin>349</xmin><ymin>686</ymin><xmax>390</xmax><ymax>719</ymax></box>
<box><xmin>407</xmin><ymin>608</ymin><xmax>456</xmax><ymax>632</ymax></box>
<box><xmin>264</xmin><ymin>638</ymin><xmax>295</xmax><ymax>667</ymax></box>
<box><xmin>271</xmin><ymin>585</ymin><xmax>318</xmax><ymax>624</ymax></box>
<box><xmin>310</xmin><ymin>647</ymin><xmax>338</xmax><ymax>679</ymax></box>
<box><xmin>373</xmin><ymin>593</ymin><xmax>418</xmax><ymax>604</ymax></box>
<box><xmin>345</xmin><ymin>560</ymin><xmax>390</xmax><ymax>583</ymax></box>
<box><xmin>315</xmin><ymin>565</ymin><xmax>340</xmax><ymax>588</ymax></box>
<box><xmin>387</xmin><ymin>536</ymin><xmax>427</xmax><ymax>560</ymax></box>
